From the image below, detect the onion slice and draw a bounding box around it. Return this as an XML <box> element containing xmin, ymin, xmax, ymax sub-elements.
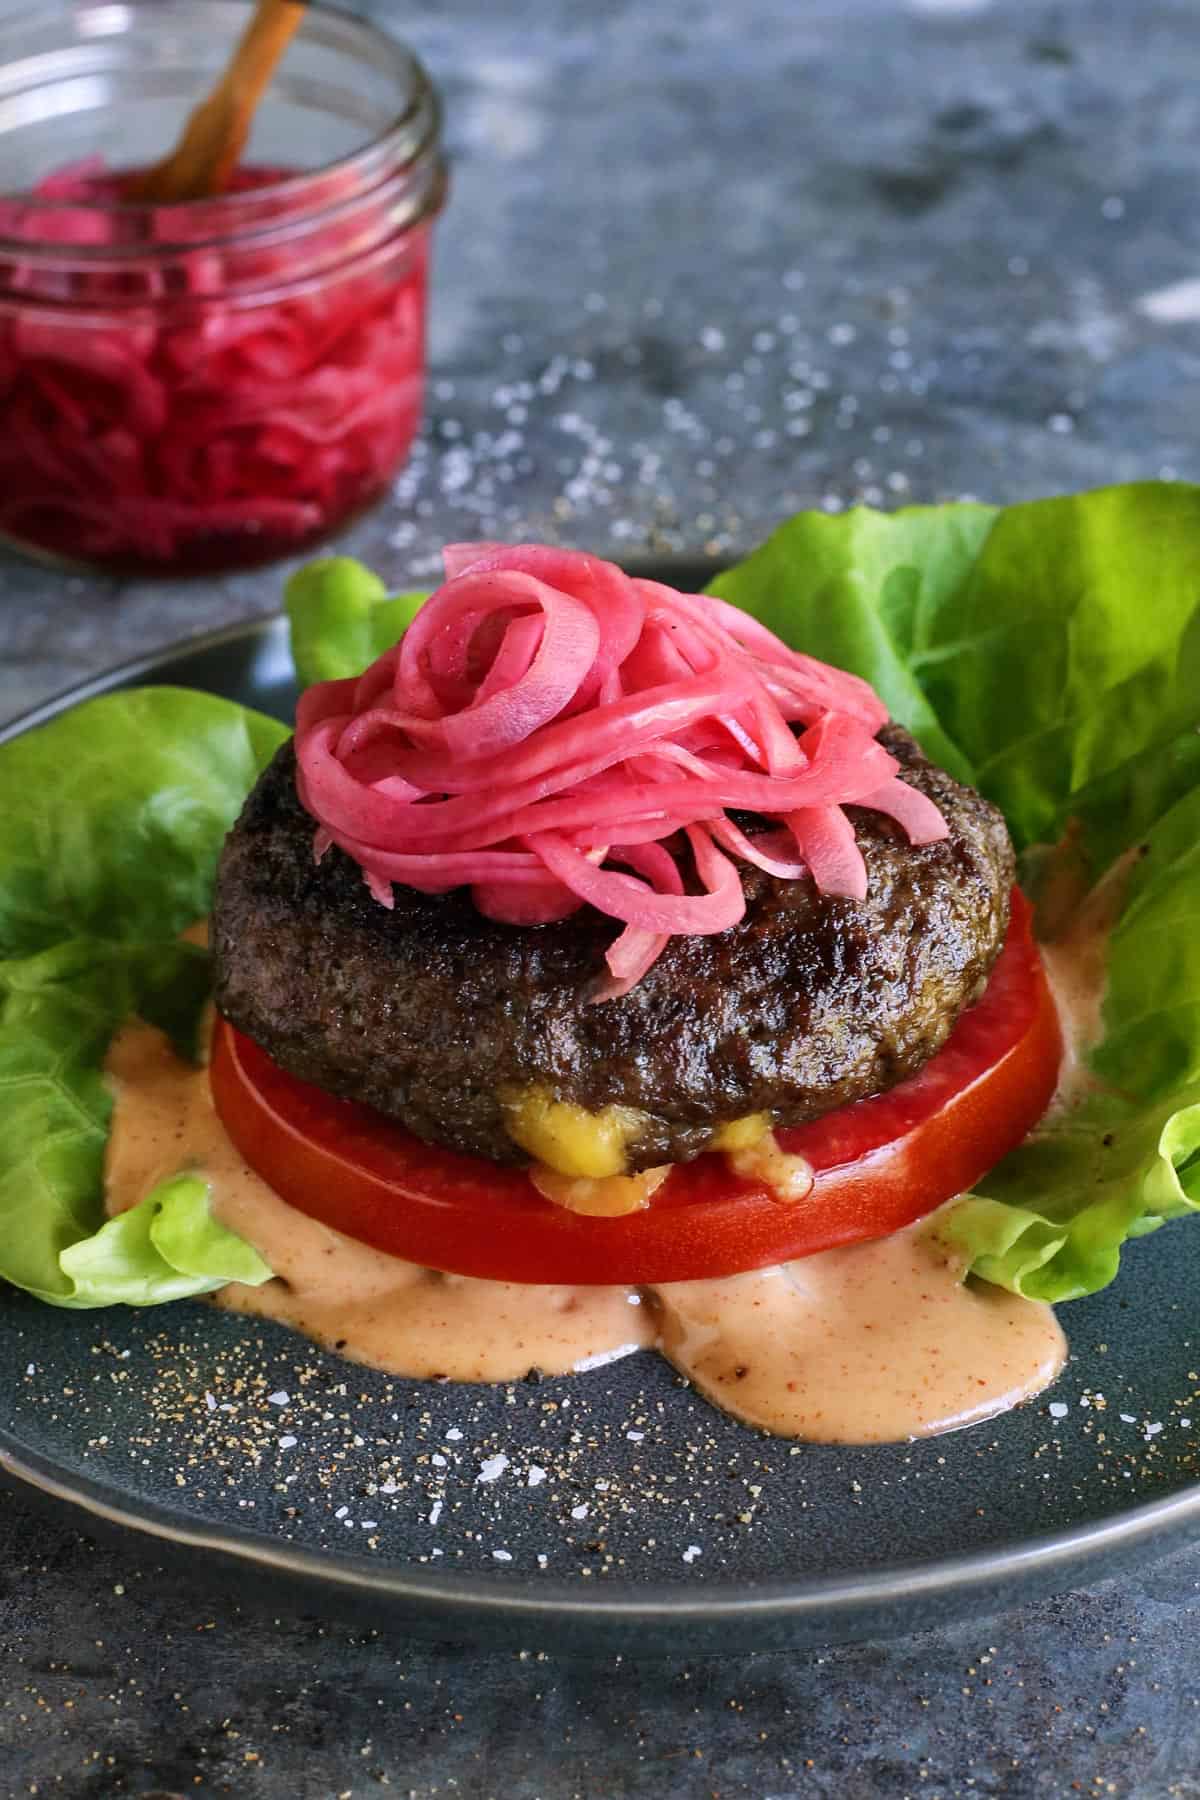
<box><xmin>293</xmin><ymin>545</ymin><xmax>948</xmax><ymax>995</ymax></box>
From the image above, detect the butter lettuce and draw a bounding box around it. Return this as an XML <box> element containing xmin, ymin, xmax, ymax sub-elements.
<box><xmin>711</xmin><ymin>480</ymin><xmax>1200</xmax><ymax>1300</ymax></box>
<box><xmin>0</xmin><ymin>690</ymin><xmax>283</xmax><ymax>1306</ymax></box>
<box><xmin>285</xmin><ymin>556</ymin><xmax>426</xmax><ymax>687</ymax></box>
<box><xmin>2</xmin><ymin>482</ymin><xmax>1200</xmax><ymax>1309</ymax></box>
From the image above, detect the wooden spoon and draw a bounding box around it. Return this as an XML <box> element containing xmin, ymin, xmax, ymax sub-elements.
<box><xmin>130</xmin><ymin>0</ymin><xmax>307</xmax><ymax>204</ymax></box>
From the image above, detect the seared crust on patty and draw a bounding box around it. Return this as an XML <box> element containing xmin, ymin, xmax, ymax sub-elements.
<box><xmin>212</xmin><ymin>728</ymin><xmax>1015</xmax><ymax>1171</ymax></box>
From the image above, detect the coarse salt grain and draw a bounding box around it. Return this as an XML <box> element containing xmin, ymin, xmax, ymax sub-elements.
<box><xmin>682</xmin><ymin>1545</ymin><xmax>702</xmax><ymax>1564</ymax></box>
<box><xmin>278</xmin><ymin>1435</ymin><xmax>297</xmax><ymax>1450</ymax></box>
<box><xmin>477</xmin><ymin>1453</ymin><xmax>510</xmax><ymax>1484</ymax></box>
<box><xmin>1048</xmin><ymin>1402</ymin><xmax>1068</xmax><ymax>1419</ymax></box>
<box><xmin>493</xmin><ymin>1549</ymin><xmax>513</xmax><ymax>1563</ymax></box>
<box><xmin>570</xmin><ymin>1504</ymin><xmax>589</xmax><ymax>1520</ymax></box>
<box><xmin>572</xmin><ymin>1343</ymin><xmax>644</xmax><ymax>1374</ymax></box>
<box><xmin>267</xmin><ymin>1390</ymin><xmax>290</xmax><ymax>1407</ymax></box>
<box><xmin>428</xmin><ymin>1500</ymin><xmax>443</xmax><ymax>1525</ymax></box>
<box><xmin>527</xmin><ymin>1466</ymin><xmax>547</xmax><ymax>1488</ymax></box>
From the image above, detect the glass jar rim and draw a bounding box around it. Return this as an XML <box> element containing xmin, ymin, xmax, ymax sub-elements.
<box><xmin>0</xmin><ymin>0</ymin><xmax>444</xmax><ymax>259</ymax></box>
<box><xmin>0</xmin><ymin>205</ymin><xmax>436</xmax><ymax>320</ymax></box>
<box><xmin>2</xmin><ymin>154</ymin><xmax>448</xmax><ymax>284</ymax></box>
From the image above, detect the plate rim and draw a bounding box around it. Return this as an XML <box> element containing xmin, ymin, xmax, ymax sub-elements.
<box><xmin>4</xmin><ymin>1424</ymin><xmax>1200</xmax><ymax>1631</ymax></box>
<box><xmin>4</xmin><ymin>607</ymin><xmax>1200</xmax><ymax>1635</ymax></box>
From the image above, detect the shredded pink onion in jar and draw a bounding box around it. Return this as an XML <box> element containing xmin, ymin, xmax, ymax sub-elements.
<box><xmin>294</xmin><ymin>546</ymin><xmax>950</xmax><ymax>998</ymax></box>
<box><xmin>0</xmin><ymin>161</ymin><xmax>428</xmax><ymax>573</ymax></box>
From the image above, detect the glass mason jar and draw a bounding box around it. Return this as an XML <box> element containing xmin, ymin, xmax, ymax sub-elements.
<box><xmin>0</xmin><ymin>1</ymin><xmax>446</xmax><ymax>575</ymax></box>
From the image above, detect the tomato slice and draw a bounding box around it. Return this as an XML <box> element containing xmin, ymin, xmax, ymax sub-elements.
<box><xmin>210</xmin><ymin>888</ymin><xmax>1061</xmax><ymax>1284</ymax></box>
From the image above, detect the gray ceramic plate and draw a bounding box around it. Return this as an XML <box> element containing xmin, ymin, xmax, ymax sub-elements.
<box><xmin>3</xmin><ymin>586</ymin><xmax>1200</xmax><ymax>1651</ymax></box>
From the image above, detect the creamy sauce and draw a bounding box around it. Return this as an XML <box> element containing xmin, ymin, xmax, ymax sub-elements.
<box><xmin>1039</xmin><ymin>844</ymin><xmax>1140</xmax><ymax>1110</ymax></box>
<box><xmin>104</xmin><ymin>1019</ymin><xmax>653</xmax><ymax>1383</ymax></box>
<box><xmin>654</xmin><ymin>1245</ymin><xmax>1063</xmax><ymax>1441</ymax></box>
<box><xmin>103</xmin><ymin>1014</ymin><xmax>1067</xmax><ymax>1441</ymax></box>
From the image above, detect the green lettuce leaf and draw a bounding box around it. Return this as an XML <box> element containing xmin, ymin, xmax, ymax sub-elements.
<box><xmin>0</xmin><ymin>686</ymin><xmax>287</xmax><ymax>959</ymax></box>
<box><xmin>934</xmin><ymin>786</ymin><xmax>1200</xmax><ymax>1299</ymax></box>
<box><xmin>0</xmin><ymin>690</ymin><xmax>285</xmax><ymax>1307</ymax></box>
<box><xmin>285</xmin><ymin>556</ymin><xmax>427</xmax><ymax>687</ymax></box>
<box><xmin>709</xmin><ymin>500</ymin><xmax>998</xmax><ymax>784</ymax></box>
<box><xmin>59</xmin><ymin>1175</ymin><xmax>272</xmax><ymax>1307</ymax></box>
<box><xmin>712</xmin><ymin>481</ymin><xmax>1200</xmax><ymax>1302</ymax></box>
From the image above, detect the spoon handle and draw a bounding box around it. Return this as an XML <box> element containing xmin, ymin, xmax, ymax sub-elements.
<box><xmin>132</xmin><ymin>0</ymin><xmax>307</xmax><ymax>204</ymax></box>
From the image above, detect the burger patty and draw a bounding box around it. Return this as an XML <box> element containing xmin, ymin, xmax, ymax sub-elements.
<box><xmin>211</xmin><ymin>728</ymin><xmax>1015</xmax><ymax>1171</ymax></box>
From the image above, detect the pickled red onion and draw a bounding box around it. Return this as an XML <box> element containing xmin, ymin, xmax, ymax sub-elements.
<box><xmin>0</xmin><ymin>161</ymin><xmax>427</xmax><ymax>572</ymax></box>
<box><xmin>293</xmin><ymin>545</ymin><xmax>949</xmax><ymax>997</ymax></box>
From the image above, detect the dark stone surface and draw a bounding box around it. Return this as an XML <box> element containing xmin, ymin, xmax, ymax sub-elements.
<box><xmin>2</xmin><ymin>1484</ymin><xmax>1200</xmax><ymax>1797</ymax></box>
<box><xmin>3</xmin><ymin>0</ymin><xmax>1200</xmax><ymax>1792</ymax></box>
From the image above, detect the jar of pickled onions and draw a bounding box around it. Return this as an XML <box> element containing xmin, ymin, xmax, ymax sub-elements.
<box><xmin>0</xmin><ymin>2</ymin><xmax>446</xmax><ymax>575</ymax></box>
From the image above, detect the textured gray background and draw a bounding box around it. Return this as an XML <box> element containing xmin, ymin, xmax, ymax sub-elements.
<box><xmin>3</xmin><ymin>0</ymin><xmax>1200</xmax><ymax>1793</ymax></box>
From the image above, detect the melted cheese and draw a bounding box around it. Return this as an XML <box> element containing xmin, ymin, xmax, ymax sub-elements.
<box><xmin>529</xmin><ymin>1162</ymin><xmax>671</xmax><ymax>1217</ymax></box>
<box><xmin>726</xmin><ymin>1132</ymin><xmax>815</xmax><ymax>1202</ymax></box>
<box><xmin>499</xmin><ymin>1083</ymin><xmax>648</xmax><ymax>1177</ymax></box>
<box><xmin>708</xmin><ymin>1112</ymin><xmax>772</xmax><ymax>1152</ymax></box>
